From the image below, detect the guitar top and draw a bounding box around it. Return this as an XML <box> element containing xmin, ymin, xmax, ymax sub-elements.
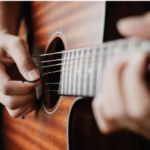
<box><xmin>1</xmin><ymin>1</ymin><xmax>150</xmax><ymax>150</ymax></box>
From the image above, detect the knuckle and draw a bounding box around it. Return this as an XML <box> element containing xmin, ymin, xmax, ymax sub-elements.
<box><xmin>127</xmin><ymin>106</ymin><xmax>148</xmax><ymax>120</ymax></box>
<box><xmin>0</xmin><ymin>83</ymin><xmax>11</xmax><ymax>95</ymax></box>
<box><xmin>101</xmin><ymin>126</ymin><xmax>112</xmax><ymax>134</ymax></box>
<box><xmin>92</xmin><ymin>94</ymin><xmax>103</xmax><ymax>110</ymax></box>
<box><xmin>10</xmin><ymin>37</ymin><xmax>21</xmax><ymax>47</ymax></box>
<box><xmin>6</xmin><ymin>100</ymin><xmax>18</xmax><ymax>110</ymax></box>
<box><xmin>105</xmin><ymin>111</ymin><xmax>115</xmax><ymax>122</ymax></box>
<box><xmin>10</xmin><ymin>37</ymin><xmax>29</xmax><ymax>52</ymax></box>
<box><xmin>104</xmin><ymin>105</ymin><xmax>126</xmax><ymax>122</ymax></box>
<box><xmin>13</xmin><ymin>37</ymin><xmax>25</xmax><ymax>46</ymax></box>
<box><xmin>7</xmin><ymin>104</ymin><xmax>17</xmax><ymax>110</ymax></box>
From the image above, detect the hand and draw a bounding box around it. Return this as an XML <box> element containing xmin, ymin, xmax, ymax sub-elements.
<box><xmin>0</xmin><ymin>32</ymin><xmax>40</xmax><ymax>118</ymax></box>
<box><xmin>92</xmin><ymin>12</ymin><xmax>150</xmax><ymax>139</ymax></box>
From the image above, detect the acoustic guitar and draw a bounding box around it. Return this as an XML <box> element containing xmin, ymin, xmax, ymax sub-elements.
<box><xmin>1</xmin><ymin>1</ymin><xmax>150</xmax><ymax>150</ymax></box>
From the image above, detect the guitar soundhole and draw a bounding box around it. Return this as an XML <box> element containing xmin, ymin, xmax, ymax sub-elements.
<box><xmin>43</xmin><ymin>38</ymin><xmax>64</xmax><ymax>108</ymax></box>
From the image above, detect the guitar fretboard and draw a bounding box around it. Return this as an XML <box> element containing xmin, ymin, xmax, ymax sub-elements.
<box><xmin>58</xmin><ymin>38</ymin><xmax>150</xmax><ymax>97</ymax></box>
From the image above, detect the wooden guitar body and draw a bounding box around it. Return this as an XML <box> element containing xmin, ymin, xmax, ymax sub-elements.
<box><xmin>1</xmin><ymin>1</ymin><xmax>150</xmax><ymax>150</ymax></box>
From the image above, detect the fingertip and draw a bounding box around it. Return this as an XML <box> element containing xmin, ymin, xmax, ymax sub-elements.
<box><xmin>117</xmin><ymin>18</ymin><xmax>135</xmax><ymax>37</ymax></box>
<box><xmin>117</xmin><ymin>19</ymin><xmax>127</xmax><ymax>35</ymax></box>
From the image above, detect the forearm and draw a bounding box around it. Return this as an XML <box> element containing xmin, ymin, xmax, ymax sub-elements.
<box><xmin>0</xmin><ymin>2</ymin><xmax>22</xmax><ymax>35</ymax></box>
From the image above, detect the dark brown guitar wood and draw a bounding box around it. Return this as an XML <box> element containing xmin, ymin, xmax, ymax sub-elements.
<box><xmin>1</xmin><ymin>2</ymin><xmax>150</xmax><ymax>150</ymax></box>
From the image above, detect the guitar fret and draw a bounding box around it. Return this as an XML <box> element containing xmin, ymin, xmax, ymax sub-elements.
<box><xmin>83</xmin><ymin>48</ymin><xmax>90</xmax><ymax>96</ymax></box>
<box><xmin>96</xmin><ymin>47</ymin><xmax>104</xmax><ymax>93</ymax></box>
<box><xmin>81</xmin><ymin>50</ymin><xmax>87</xmax><ymax>95</ymax></box>
<box><xmin>77</xmin><ymin>49</ymin><xmax>84</xmax><ymax>95</ymax></box>
<box><xmin>68</xmin><ymin>50</ymin><xmax>74</xmax><ymax>95</ymax></box>
<box><xmin>103</xmin><ymin>47</ymin><xmax>107</xmax><ymax>68</ymax></box>
<box><xmin>93</xmin><ymin>48</ymin><xmax>99</xmax><ymax>95</ymax></box>
<box><xmin>89</xmin><ymin>48</ymin><xmax>96</xmax><ymax>96</ymax></box>
<box><xmin>87</xmin><ymin>49</ymin><xmax>91</xmax><ymax>96</ymax></box>
<box><xmin>65</xmin><ymin>51</ymin><xmax>70</xmax><ymax>95</ymax></box>
<box><xmin>59</xmin><ymin>38</ymin><xmax>150</xmax><ymax>97</ymax></box>
<box><xmin>61</xmin><ymin>51</ymin><xmax>67</xmax><ymax>94</ymax></box>
<box><xmin>106</xmin><ymin>44</ymin><xmax>112</xmax><ymax>66</ymax></box>
<box><xmin>73</xmin><ymin>50</ymin><xmax>79</xmax><ymax>95</ymax></box>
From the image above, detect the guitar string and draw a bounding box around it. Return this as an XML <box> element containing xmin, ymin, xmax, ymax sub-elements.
<box><xmin>42</xmin><ymin>64</ymin><xmax>99</xmax><ymax>76</ymax></box>
<box><xmin>36</xmin><ymin>89</ymin><xmax>61</xmax><ymax>93</ymax></box>
<box><xmin>36</xmin><ymin>52</ymin><xmax>104</xmax><ymax>80</ymax></box>
<box><xmin>34</xmin><ymin>49</ymin><xmax>150</xmax><ymax>83</ymax></box>
<box><xmin>35</xmin><ymin>50</ymin><xmax>150</xmax><ymax>70</ymax></box>
<box><xmin>32</xmin><ymin>40</ymin><xmax>125</xmax><ymax>58</ymax></box>
<box><xmin>35</xmin><ymin>58</ymin><xmax>100</xmax><ymax>90</ymax></box>
<box><xmin>36</xmin><ymin>55</ymin><xmax>105</xmax><ymax>69</ymax></box>
<box><xmin>34</xmin><ymin>52</ymin><xmax>114</xmax><ymax>64</ymax></box>
<box><xmin>36</xmin><ymin>58</ymin><xmax>150</xmax><ymax>92</ymax></box>
<box><xmin>32</xmin><ymin>39</ymin><xmax>150</xmax><ymax>91</ymax></box>
<box><xmin>32</xmin><ymin>46</ymin><xmax>92</xmax><ymax>57</ymax></box>
<box><xmin>31</xmin><ymin>38</ymin><xmax>150</xmax><ymax>58</ymax></box>
<box><xmin>34</xmin><ymin>48</ymin><xmax>150</xmax><ymax>92</ymax></box>
<box><xmin>34</xmin><ymin>49</ymin><xmax>150</xmax><ymax>68</ymax></box>
<box><xmin>35</xmin><ymin>54</ymin><xmax>109</xmax><ymax>92</ymax></box>
<box><xmin>34</xmin><ymin>46</ymin><xmax>150</xmax><ymax>65</ymax></box>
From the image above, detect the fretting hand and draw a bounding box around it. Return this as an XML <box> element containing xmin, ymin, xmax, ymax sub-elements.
<box><xmin>92</xmin><ymin>12</ymin><xmax>150</xmax><ymax>139</ymax></box>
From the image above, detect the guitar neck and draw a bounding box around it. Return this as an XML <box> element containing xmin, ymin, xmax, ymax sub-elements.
<box><xmin>58</xmin><ymin>38</ymin><xmax>150</xmax><ymax>97</ymax></box>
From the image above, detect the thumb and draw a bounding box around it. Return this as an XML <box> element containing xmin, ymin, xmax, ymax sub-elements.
<box><xmin>0</xmin><ymin>34</ymin><xmax>40</xmax><ymax>81</ymax></box>
<box><xmin>117</xmin><ymin>11</ymin><xmax>150</xmax><ymax>38</ymax></box>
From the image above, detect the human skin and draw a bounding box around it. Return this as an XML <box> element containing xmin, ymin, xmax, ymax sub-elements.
<box><xmin>0</xmin><ymin>2</ymin><xmax>150</xmax><ymax>140</ymax></box>
<box><xmin>92</xmin><ymin>12</ymin><xmax>150</xmax><ymax>139</ymax></box>
<box><xmin>0</xmin><ymin>2</ymin><xmax>40</xmax><ymax>117</ymax></box>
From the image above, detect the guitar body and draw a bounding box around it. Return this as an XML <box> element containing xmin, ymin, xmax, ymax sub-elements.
<box><xmin>1</xmin><ymin>1</ymin><xmax>150</xmax><ymax>150</ymax></box>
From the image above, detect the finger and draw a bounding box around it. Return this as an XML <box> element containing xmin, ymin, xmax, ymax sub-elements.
<box><xmin>1</xmin><ymin>58</ymin><xmax>14</xmax><ymax>67</ymax></box>
<box><xmin>92</xmin><ymin>94</ymin><xmax>118</xmax><ymax>134</ymax></box>
<box><xmin>0</xmin><ymin>34</ymin><xmax>40</xmax><ymax>81</ymax></box>
<box><xmin>0</xmin><ymin>63</ymin><xmax>40</xmax><ymax>95</ymax></box>
<box><xmin>92</xmin><ymin>54</ymin><xmax>128</xmax><ymax>133</ymax></box>
<box><xmin>6</xmin><ymin>100</ymin><xmax>35</xmax><ymax>118</ymax></box>
<box><xmin>1</xmin><ymin>80</ymin><xmax>40</xmax><ymax>95</ymax></box>
<box><xmin>117</xmin><ymin>11</ymin><xmax>150</xmax><ymax>38</ymax></box>
<box><xmin>122</xmin><ymin>52</ymin><xmax>150</xmax><ymax>120</ymax></box>
<box><xmin>0</xmin><ymin>49</ymin><xmax>14</xmax><ymax>66</ymax></box>
<box><xmin>0</xmin><ymin>90</ymin><xmax>37</xmax><ymax>110</ymax></box>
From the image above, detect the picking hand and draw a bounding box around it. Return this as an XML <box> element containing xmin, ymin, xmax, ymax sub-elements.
<box><xmin>0</xmin><ymin>33</ymin><xmax>40</xmax><ymax>118</ymax></box>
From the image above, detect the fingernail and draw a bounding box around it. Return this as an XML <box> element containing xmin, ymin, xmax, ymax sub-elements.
<box><xmin>28</xmin><ymin>69</ymin><xmax>40</xmax><ymax>81</ymax></box>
